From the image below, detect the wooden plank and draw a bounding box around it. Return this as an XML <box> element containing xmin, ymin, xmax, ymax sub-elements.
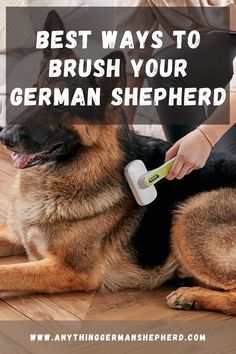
<box><xmin>0</xmin><ymin>155</ymin><xmax>14</xmax><ymax>177</ymax></box>
<box><xmin>85</xmin><ymin>287</ymin><xmax>230</xmax><ymax>321</ymax></box>
<box><xmin>0</xmin><ymin>332</ymin><xmax>31</xmax><ymax>354</ymax></box>
<box><xmin>0</xmin><ymin>303</ymin><xmax>71</xmax><ymax>353</ymax></box>
<box><xmin>0</xmin><ymin>300</ymin><xmax>30</xmax><ymax>321</ymax></box>
<box><xmin>45</xmin><ymin>291</ymin><xmax>95</xmax><ymax>320</ymax></box>
<box><xmin>86</xmin><ymin>288</ymin><xmax>177</xmax><ymax>320</ymax></box>
<box><xmin>0</xmin><ymin>145</ymin><xmax>12</xmax><ymax>158</ymax></box>
<box><xmin>0</xmin><ymin>168</ymin><xmax>14</xmax><ymax>183</ymax></box>
<box><xmin>5</xmin><ymin>295</ymin><xmax>81</xmax><ymax>323</ymax></box>
<box><xmin>0</xmin><ymin>152</ymin><xmax>14</xmax><ymax>222</ymax></box>
<box><xmin>4</xmin><ymin>295</ymin><xmax>83</xmax><ymax>337</ymax></box>
<box><xmin>0</xmin><ymin>258</ymin><xmax>84</xmax><ymax>331</ymax></box>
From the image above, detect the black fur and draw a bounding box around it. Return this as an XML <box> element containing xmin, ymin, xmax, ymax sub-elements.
<box><xmin>120</xmin><ymin>129</ymin><xmax>236</xmax><ymax>269</ymax></box>
<box><xmin>2</xmin><ymin>7</ymin><xmax>236</xmax><ymax>271</ymax></box>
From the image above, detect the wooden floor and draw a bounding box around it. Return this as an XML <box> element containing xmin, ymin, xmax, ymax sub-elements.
<box><xmin>0</xmin><ymin>146</ymin><xmax>235</xmax><ymax>352</ymax></box>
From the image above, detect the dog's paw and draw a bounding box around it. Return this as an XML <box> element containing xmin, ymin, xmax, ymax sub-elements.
<box><xmin>167</xmin><ymin>287</ymin><xmax>196</xmax><ymax>311</ymax></box>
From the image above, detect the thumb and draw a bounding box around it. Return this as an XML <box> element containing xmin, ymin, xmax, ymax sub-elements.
<box><xmin>165</xmin><ymin>142</ymin><xmax>180</xmax><ymax>162</ymax></box>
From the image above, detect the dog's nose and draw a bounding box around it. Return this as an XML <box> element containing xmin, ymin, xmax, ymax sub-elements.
<box><xmin>0</xmin><ymin>125</ymin><xmax>29</xmax><ymax>149</ymax></box>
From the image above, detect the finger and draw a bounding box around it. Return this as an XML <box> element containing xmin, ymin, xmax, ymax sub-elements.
<box><xmin>176</xmin><ymin>164</ymin><xmax>192</xmax><ymax>180</ymax></box>
<box><xmin>187</xmin><ymin>162</ymin><xmax>205</xmax><ymax>175</ymax></box>
<box><xmin>166</xmin><ymin>156</ymin><xmax>184</xmax><ymax>180</ymax></box>
<box><xmin>165</xmin><ymin>142</ymin><xmax>180</xmax><ymax>163</ymax></box>
<box><xmin>186</xmin><ymin>168</ymin><xmax>194</xmax><ymax>175</ymax></box>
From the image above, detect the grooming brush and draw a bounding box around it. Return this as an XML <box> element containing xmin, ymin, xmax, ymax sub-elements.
<box><xmin>124</xmin><ymin>157</ymin><xmax>176</xmax><ymax>206</ymax></box>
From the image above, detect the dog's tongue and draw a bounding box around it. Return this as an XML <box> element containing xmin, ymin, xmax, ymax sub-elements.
<box><xmin>11</xmin><ymin>152</ymin><xmax>33</xmax><ymax>169</ymax></box>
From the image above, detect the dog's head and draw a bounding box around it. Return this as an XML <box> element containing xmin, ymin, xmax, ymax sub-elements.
<box><xmin>0</xmin><ymin>11</ymin><xmax>127</xmax><ymax>169</ymax></box>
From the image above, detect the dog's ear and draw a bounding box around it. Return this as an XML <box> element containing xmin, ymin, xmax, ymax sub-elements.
<box><xmin>94</xmin><ymin>51</ymin><xmax>126</xmax><ymax>99</ymax></box>
<box><xmin>43</xmin><ymin>10</ymin><xmax>67</xmax><ymax>60</ymax></box>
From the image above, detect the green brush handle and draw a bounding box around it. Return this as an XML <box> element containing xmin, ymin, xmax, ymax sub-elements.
<box><xmin>142</xmin><ymin>157</ymin><xmax>176</xmax><ymax>188</ymax></box>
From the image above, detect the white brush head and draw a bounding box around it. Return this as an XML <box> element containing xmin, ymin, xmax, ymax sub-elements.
<box><xmin>124</xmin><ymin>160</ymin><xmax>157</xmax><ymax>206</ymax></box>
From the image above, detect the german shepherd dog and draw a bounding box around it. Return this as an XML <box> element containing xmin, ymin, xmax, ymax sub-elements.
<box><xmin>0</xmin><ymin>11</ymin><xmax>236</xmax><ymax>315</ymax></box>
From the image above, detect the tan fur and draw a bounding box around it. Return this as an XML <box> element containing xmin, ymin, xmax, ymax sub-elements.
<box><xmin>169</xmin><ymin>188</ymin><xmax>236</xmax><ymax>314</ymax></box>
<box><xmin>0</xmin><ymin>224</ymin><xmax>24</xmax><ymax>257</ymax></box>
<box><xmin>1</xmin><ymin>43</ymin><xmax>236</xmax><ymax>312</ymax></box>
<box><xmin>101</xmin><ymin>254</ymin><xmax>178</xmax><ymax>292</ymax></box>
<box><xmin>0</xmin><ymin>133</ymin><xmax>236</xmax><ymax>317</ymax></box>
<box><xmin>1</xmin><ymin>121</ymin><xmax>236</xmax><ymax>316</ymax></box>
<box><xmin>167</xmin><ymin>287</ymin><xmax>236</xmax><ymax>316</ymax></box>
<box><xmin>0</xmin><ymin>122</ymin><xmax>146</xmax><ymax>295</ymax></box>
<box><xmin>0</xmin><ymin>112</ymin><xmax>180</xmax><ymax>298</ymax></box>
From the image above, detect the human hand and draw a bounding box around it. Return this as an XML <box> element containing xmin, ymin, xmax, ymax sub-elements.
<box><xmin>165</xmin><ymin>128</ymin><xmax>213</xmax><ymax>180</ymax></box>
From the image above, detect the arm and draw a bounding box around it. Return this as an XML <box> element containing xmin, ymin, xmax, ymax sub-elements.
<box><xmin>115</xmin><ymin>0</ymin><xmax>158</xmax><ymax>124</ymax></box>
<box><xmin>166</xmin><ymin>91</ymin><xmax>236</xmax><ymax>180</ymax></box>
<box><xmin>199</xmin><ymin>91</ymin><xmax>236</xmax><ymax>146</ymax></box>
